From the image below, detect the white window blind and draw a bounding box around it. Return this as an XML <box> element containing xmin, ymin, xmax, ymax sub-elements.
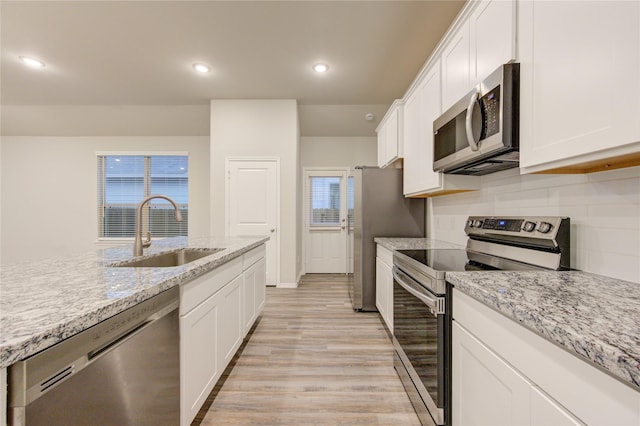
<box><xmin>308</xmin><ymin>176</ymin><xmax>342</xmax><ymax>227</ymax></box>
<box><xmin>97</xmin><ymin>155</ymin><xmax>188</xmax><ymax>238</ymax></box>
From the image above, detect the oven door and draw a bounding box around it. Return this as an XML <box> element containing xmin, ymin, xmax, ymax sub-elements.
<box><xmin>392</xmin><ymin>266</ymin><xmax>447</xmax><ymax>426</ymax></box>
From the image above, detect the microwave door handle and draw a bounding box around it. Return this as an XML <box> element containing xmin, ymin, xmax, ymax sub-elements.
<box><xmin>465</xmin><ymin>90</ymin><xmax>480</xmax><ymax>151</ymax></box>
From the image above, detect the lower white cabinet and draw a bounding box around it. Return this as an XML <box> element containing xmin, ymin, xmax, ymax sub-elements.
<box><xmin>452</xmin><ymin>289</ymin><xmax>640</xmax><ymax>426</ymax></box>
<box><xmin>453</xmin><ymin>322</ymin><xmax>582</xmax><ymax>426</ymax></box>
<box><xmin>375</xmin><ymin>245</ymin><xmax>393</xmax><ymax>331</ymax></box>
<box><xmin>179</xmin><ymin>244</ymin><xmax>266</xmax><ymax>426</ymax></box>
<box><xmin>217</xmin><ymin>275</ymin><xmax>244</xmax><ymax>369</ymax></box>
<box><xmin>242</xmin><ymin>248</ymin><xmax>266</xmax><ymax>336</ymax></box>
<box><xmin>180</xmin><ymin>280</ymin><xmax>224</xmax><ymax>426</ymax></box>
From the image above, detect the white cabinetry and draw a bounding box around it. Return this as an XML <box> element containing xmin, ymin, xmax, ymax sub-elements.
<box><xmin>217</xmin><ymin>275</ymin><xmax>243</xmax><ymax>368</ymax></box>
<box><xmin>441</xmin><ymin>20</ymin><xmax>471</xmax><ymax>112</ymax></box>
<box><xmin>179</xmin><ymin>245</ymin><xmax>266</xmax><ymax>426</ymax></box>
<box><xmin>403</xmin><ymin>61</ymin><xmax>480</xmax><ymax>197</ymax></box>
<box><xmin>179</xmin><ymin>256</ymin><xmax>243</xmax><ymax>426</ymax></box>
<box><xmin>242</xmin><ymin>245</ymin><xmax>266</xmax><ymax>336</ymax></box>
<box><xmin>519</xmin><ymin>0</ymin><xmax>640</xmax><ymax>173</ymax></box>
<box><xmin>452</xmin><ymin>321</ymin><xmax>531</xmax><ymax>425</ymax></box>
<box><xmin>376</xmin><ymin>100</ymin><xmax>403</xmax><ymax>168</ymax></box>
<box><xmin>375</xmin><ymin>245</ymin><xmax>393</xmax><ymax>331</ymax></box>
<box><xmin>469</xmin><ymin>0</ymin><xmax>516</xmax><ymax>86</ymax></box>
<box><xmin>441</xmin><ymin>0</ymin><xmax>516</xmax><ymax>112</ymax></box>
<box><xmin>452</xmin><ymin>289</ymin><xmax>640</xmax><ymax>426</ymax></box>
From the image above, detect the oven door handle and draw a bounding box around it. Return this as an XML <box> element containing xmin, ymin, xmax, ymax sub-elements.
<box><xmin>392</xmin><ymin>267</ymin><xmax>445</xmax><ymax>315</ymax></box>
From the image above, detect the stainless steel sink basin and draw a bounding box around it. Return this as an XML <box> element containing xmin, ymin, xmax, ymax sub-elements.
<box><xmin>110</xmin><ymin>248</ymin><xmax>224</xmax><ymax>268</ymax></box>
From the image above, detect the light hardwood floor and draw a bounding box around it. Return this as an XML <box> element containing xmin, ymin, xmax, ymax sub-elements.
<box><xmin>192</xmin><ymin>273</ymin><xmax>420</xmax><ymax>425</ymax></box>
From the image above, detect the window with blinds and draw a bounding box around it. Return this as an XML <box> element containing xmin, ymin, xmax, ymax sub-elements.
<box><xmin>97</xmin><ymin>154</ymin><xmax>188</xmax><ymax>239</ymax></box>
<box><xmin>308</xmin><ymin>176</ymin><xmax>342</xmax><ymax>227</ymax></box>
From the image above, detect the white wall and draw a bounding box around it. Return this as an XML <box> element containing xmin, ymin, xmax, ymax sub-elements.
<box><xmin>210</xmin><ymin>99</ymin><xmax>299</xmax><ymax>286</ymax></box>
<box><xmin>300</xmin><ymin>136</ymin><xmax>377</xmax><ymax>169</ymax></box>
<box><xmin>1</xmin><ymin>136</ymin><xmax>210</xmax><ymax>265</ymax></box>
<box><xmin>1</xmin><ymin>105</ymin><xmax>210</xmax><ymax>136</ymax></box>
<box><xmin>428</xmin><ymin>166</ymin><xmax>640</xmax><ymax>283</ymax></box>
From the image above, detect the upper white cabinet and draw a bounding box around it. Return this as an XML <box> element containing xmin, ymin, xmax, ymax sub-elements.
<box><xmin>519</xmin><ymin>0</ymin><xmax>640</xmax><ymax>173</ymax></box>
<box><xmin>469</xmin><ymin>0</ymin><xmax>516</xmax><ymax>86</ymax></box>
<box><xmin>403</xmin><ymin>62</ymin><xmax>443</xmax><ymax>195</ymax></box>
<box><xmin>403</xmin><ymin>61</ymin><xmax>480</xmax><ymax>197</ymax></box>
<box><xmin>376</xmin><ymin>100</ymin><xmax>404</xmax><ymax>168</ymax></box>
<box><xmin>441</xmin><ymin>21</ymin><xmax>471</xmax><ymax>112</ymax></box>
<box><xmin>441</xmin><ymin>0</ymin><xmax>516</xmax><ymax>112</ymax></box>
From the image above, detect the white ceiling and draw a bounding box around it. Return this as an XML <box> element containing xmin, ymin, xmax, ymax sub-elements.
<box><xmin>1</xmin><ymin>0</ymin><xmax>465</xmax><ymax>135</ymax></box>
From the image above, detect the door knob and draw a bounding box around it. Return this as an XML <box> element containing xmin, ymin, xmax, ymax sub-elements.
<box><xmin>270</xmin><ymin>228</ymin><xmax>275</xmax><ymax>233</ymax></box>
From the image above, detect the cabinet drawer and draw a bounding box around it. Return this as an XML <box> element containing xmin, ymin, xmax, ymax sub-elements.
<box><xmin>180</xmin><ymin>256</ymin><xmax>243</xmax><ymax>315</ymax></box>
<box><xmin>243</xmin><ymin>244</ymin><xmax>266</xmax><ymax>270</ymax></box>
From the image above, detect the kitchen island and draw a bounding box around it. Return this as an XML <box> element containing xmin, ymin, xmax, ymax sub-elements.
<box><xmin>0</xmin><ymin>235</ymin><xmax>268</xmax><ymax>425</ymax></box>
<box><xmin>0</xmin><ymin>235</ymin><xmax>268</xmax><ymax>368</ymax></box>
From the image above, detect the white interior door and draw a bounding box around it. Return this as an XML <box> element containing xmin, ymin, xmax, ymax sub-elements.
<box><xmin>227</xmin><ymin>159</ymin><xmax>278</xmax><ymax>286</ymax></box>
<box><xmin>304</xmin><ymin>169</ymin><xmax>349</xmax><ymax>273</ymax></box>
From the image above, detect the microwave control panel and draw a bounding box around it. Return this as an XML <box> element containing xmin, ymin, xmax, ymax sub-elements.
<box><xmin>480</xmin><ymin>86</ymin><xmax>501</xmax><ymax>140</ymax></box>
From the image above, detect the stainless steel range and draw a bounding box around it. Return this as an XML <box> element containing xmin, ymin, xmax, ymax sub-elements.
<box><xmin>392</xmin><ymin>216</ymin><xmax>570</xmax><ymax>426</ymax></box>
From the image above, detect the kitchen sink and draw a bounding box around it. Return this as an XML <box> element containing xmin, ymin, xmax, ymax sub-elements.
<box><xmin>110</xmin><ymin>248</ymin><xmax>224</xmax><ymax>268</ymax></box>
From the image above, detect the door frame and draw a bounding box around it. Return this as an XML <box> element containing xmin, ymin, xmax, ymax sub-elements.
<box><xmin>225</xmin><ymin>157</ymin><xmax>280</xmax><ymax>286</ymax></box>
<box><xmin>302</xmin><ymin>167</ymin><xmax>351</xmax><ymax>274</ymax></box>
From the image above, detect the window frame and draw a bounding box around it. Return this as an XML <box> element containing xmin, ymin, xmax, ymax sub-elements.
<box><xmin>96</xmin><ymin>151</ymin><xmax>189</xmax><ymax>241</ymax></box>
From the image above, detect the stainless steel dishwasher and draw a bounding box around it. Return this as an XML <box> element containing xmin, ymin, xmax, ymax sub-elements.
<box><xmin>8</xmin><ymin>286</ymin><xmax>180</xmax><ymax>425</ymax></box>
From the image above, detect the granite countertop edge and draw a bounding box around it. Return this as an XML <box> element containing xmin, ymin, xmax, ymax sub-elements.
<box><xmin>447</xmin><ymin>271</ymin><xmax>640</xmax><ymax>392</ymax></box>
<box><xmin>374</xmin><ymin>237</ymin><xmax>464</xmax><ymax>251</ymax></box>
<box><xmin>0</xmin><ymin>236</ymin><xmax>269</xmax><ymax>368</ymax></box>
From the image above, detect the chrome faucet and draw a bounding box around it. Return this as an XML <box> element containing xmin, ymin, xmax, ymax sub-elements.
<box><xmin>133</xmin><ymin>195</ymin><xmax>183</xmax><ymax>256</ymax></box>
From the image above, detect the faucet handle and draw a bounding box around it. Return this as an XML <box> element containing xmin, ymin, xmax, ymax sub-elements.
<box><xmin>142</xmin><ymin>232</ymin><xmax>152</xmax><ymax>248</ymax></box>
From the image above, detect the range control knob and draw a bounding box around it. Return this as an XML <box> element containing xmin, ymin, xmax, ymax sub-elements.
<box><xmin>467</xmin><ymin>219</ymin><xmax>474</xmax><ymax>228</ymax></box>
<box><xmin>523</xmin><ymin>221</ymin><xmax>536</xmax><ymax>232</ymax></box>
<box><xmin>537</xmin><ymin>222</ymin><xmax>553</xmax><ymax>233</ymax></box>
<box><xmin>472</xmin><ymin>219</ymin><xmax>483</xmax><ymax>228</ymax></box>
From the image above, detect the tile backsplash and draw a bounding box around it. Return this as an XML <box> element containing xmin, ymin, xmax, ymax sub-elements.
<box><xmin>428</xmin><ymin>166</ymin><xmax>640</xmax><ymax>283</ymax></box>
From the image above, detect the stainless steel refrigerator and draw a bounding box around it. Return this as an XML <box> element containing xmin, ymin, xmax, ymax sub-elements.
<box><xmin>350</xmin><ymin>166</ymin><xmax>425</xmax><ymax>311</ymax></box>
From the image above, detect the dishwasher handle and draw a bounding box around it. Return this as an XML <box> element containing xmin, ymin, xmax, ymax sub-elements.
<box><xmin>392</xmin><ymin>266</ymin><xmax>445</xmax><ymax>315</ymax></box>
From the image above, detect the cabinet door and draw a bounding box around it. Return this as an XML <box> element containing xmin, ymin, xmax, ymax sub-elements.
<box><xmin>243</xmin><ymin>262</ymin><xmax>257</xmax><ymax>336</ymax></box>
<box><xmin>375</xmin><ymin>257</ymin><xmax>388</xmax><ymax>324</ymax></box>
<box><xmin>377</xmin><ymin>123</ymin><xmax>387</xmax><ymax>168</ymax></box>
<box><xmin>180</xmin><ymin>291</ymin><xmax>220</xmax><ymax>426</ymax></box>
<box><xmin>403</xmin><ymin>62</ymin><xmax>443</xmax><ymax>195</ymax></box>
<box><xmin>254</xmin><ymin>257</ymin><xmax>266</xmax><ymax>316</ymax></box>
<box><xmin>385</xmin><ymin>108</ymin><xmax>400</xmax><ymax>163</ymax></box>
<box><xmin>530</xmin><ymin>386</ymin><xmax>585</xmax><ymax>426</ymax></box>
<box><xmin>519</xmin><ymin>0</ymin><xmax>640</xmax><ymax>171</ymax></box>
<box><xmin>452</xmin><ymin>321</ymin><xmax>530</xmax><ymax>426</ymax></box>
<box><xmin>441</xmin><ymin>21</ymin><xmax>471</xmax><ymax>111</ymax></box>
<box><xmin>218</xmin><ymin>275</ymin><xmax>244</xmax><ymax>369</ymax></box>
<box><xmin>470</xmin><ymin>0</ymin><xmax>516</xmax><ymax>84</ymax></box>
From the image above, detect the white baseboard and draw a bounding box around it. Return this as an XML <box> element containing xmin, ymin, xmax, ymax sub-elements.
<box><xmin>276</xmin><ymin>282</ymin><xmax>298</xmax><ymax>288</ymax></box>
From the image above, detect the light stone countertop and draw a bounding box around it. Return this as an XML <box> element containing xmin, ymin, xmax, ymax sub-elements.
<box><xmin>374</xmin><ymin>237</ymin><xmax>464</xmax><ymax>251</ymax></box>
<box><xmin>447</xmin><ymin>271</ymin><xmax>640</xmax><ymax>391</ymax></box>
<box><xmin>0</xmin><ymin>236</ymin><xmax>268</xmax><ymax>368</ymax></box>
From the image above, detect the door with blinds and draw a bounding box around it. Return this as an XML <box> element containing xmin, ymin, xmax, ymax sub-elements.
<box><xmin>304</xmin><ymin>169</ymin><xmax>349</xmax><ymax>273</ymax></box>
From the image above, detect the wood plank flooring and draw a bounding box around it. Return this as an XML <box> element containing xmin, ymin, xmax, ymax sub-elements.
<box><xmin>192</xmin><ymin>273</ymin><xmax>420</xmax><ymax>425</ymax></box>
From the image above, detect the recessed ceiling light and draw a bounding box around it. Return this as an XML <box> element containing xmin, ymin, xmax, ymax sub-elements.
<box><xmin>192</xmin><ymin>63</ymin><xmax>211</xmax><ymax>73</ymax></box>
<box><xmin>19</xmin><ymin>56</ymin><xmax>46</xmax><ymax>68</ymax></box>
<box><xmin>313</xmin><ymin>63</ymin><xmax>329</xmax><ymax>73</ymax></box>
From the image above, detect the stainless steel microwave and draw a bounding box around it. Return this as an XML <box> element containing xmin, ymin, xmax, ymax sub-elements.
<box><xmin>433</xmin><ymin>63</ymin><xmax>519</xmax><ymax>175</ymax></box>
